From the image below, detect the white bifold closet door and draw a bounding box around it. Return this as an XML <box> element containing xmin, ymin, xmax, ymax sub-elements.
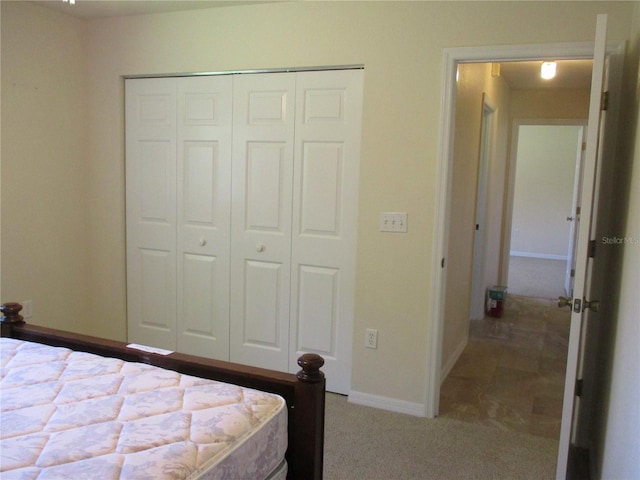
<box><xmin>126</xmin><ymin>75</ymin><xmax>232</xmax><ymax>359</ymax></box>
<box><xmin>289</xmin><ymin>70</ymin><xmax>362</xmax><ymax>394</ymax></box>
<box><xmin>230</xmin><ymin>73</ymin><xmax>296</xmax><ymax>372</ymax></box>
<box><xmin>126</xmin><ymin>69</ymin><xmax>362</xmax><ymax>394</ymax></box>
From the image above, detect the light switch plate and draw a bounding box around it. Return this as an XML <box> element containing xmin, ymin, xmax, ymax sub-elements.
<box><xmin>380</xmin><ymin>212</ymin><xmax>408</xmax><ymax>232</ymax></box>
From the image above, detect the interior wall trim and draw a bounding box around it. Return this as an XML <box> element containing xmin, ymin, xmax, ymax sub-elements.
<box><xmin>348</xmin><ymin>390</ymin><xmax>425</xmax><ymax>418</ymax></box>
<box><xmin>510</xmin><ymin>251</ymin><xmax>569</xmax><ymax>261</ymax></box>
<box><xmin>440</xmin><ymin>336</ymin><xmax>468</xmax><ymax>383</ymax></box>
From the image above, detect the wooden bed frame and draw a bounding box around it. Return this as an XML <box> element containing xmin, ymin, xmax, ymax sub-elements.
<box><xmin>0</xmin><ymin>302</ymin><xmax>325</xmax><ymax>480</ymax></box>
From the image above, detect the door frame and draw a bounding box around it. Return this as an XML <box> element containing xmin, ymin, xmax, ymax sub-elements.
<box><xmin>426</xmin><ymin>41</ymin><xmax>601</xmax><ymax>418</ymax></box>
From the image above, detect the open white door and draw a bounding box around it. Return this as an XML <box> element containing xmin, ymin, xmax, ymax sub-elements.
<box><xmin>556</xmin><ymin>14</ymin><xmax>613</xmax><ymax>479</ymax></box>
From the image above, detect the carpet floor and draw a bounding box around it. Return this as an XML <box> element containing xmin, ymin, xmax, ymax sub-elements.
<box><xmin>324</xmin><ymin>392</ymin><xmax>558</xmax><ymax>479</ymax></box>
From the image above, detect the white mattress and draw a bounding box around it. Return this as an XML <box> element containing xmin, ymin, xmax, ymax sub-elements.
<box><xmin>0</xmin><ymin>338</ymin><xmax>288</xmax><ymax>480</ymax></box>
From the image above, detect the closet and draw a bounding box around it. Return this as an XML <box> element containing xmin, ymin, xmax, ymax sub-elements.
<box><xmin>125</xmin><ymin>69</ymin><xmax>363</xmax><ymax>394</ymax></box>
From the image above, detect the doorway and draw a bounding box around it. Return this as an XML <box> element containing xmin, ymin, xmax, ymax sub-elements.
<box><xmin>438</xmin><ymin>59</ymin><xmax>590</xmax><ymax>439</ymax></box>
<box><xmin>505</xmin><ymin>122</ymin><xmax>587</xmax><ymax>300</ymax></box>
<box><xmin>425</xmin><ymin>40</ymin><xmax>598</xmax><ymax>445</ymax></box>
<box><xmin>428</xmin><ymin>17</ymin><xmax>621</xmax><ymax>479</ymax></box>
<box><xmin>427</xmin><ymin>48</ymin><xmax>591</xmax><ymax>480</ymax></box>
<box><xmin>427</xmin><ymin>46</ymin><xmax>597</xmax><ymax>419</ymax></box>
<box><xmin>436</xmin><ymin>57</ymin><xmax>592</xmax><ymax>381</ymax></box>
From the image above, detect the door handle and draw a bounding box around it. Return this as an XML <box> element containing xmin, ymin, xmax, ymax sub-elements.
<box><xmin>558</xmin><ymin>296</ymin><xmax>599</xmax><ymax>312</ymax></box>
<box><xmin>583</xmin><ymin>299</ymin><xmax>600</xmax><ymax>312</ymax></box>
<box><xmin>558</xmin><ymin>296</ymin><xmax>573</xmax><ymax>309</ymax></box>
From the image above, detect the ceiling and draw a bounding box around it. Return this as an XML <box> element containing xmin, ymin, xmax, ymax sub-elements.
<box><xmin>31</xmin><ymin>0</ymin><xmax>269</xmax><ymax>19</ymax></box>
<box><xmin>497</xmin><ymin>59</ymin><xmax>593</xmax><ymax>90</ymax></box>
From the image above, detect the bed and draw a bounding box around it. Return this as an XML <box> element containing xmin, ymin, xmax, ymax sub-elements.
<box><xmin>0</xmin><ymin>302</ymin><xmax>325</xmax><ymax>480</ymax></box>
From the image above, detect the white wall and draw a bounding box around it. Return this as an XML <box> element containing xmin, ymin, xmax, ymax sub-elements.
<box><xmin>1</xmin><ymin>1</ymin><xmax>635</xmax><ymax>414</ymax></box>
<box><xmin>510</xmin><ymin>125</ymin><xmax>582</xmax><ymax>259</ymax></box>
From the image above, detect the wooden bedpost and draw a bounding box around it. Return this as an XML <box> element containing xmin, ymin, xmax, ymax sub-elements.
<box><xmin>291</xmin><ymin>353</ymin><xmax>326</xmax><ymax>480</ymax></box>
<box><xmin>1</xmin><ymin>302</ymin><xmax>24</xmax><ymax>337</ymax></box>
<box><xmin>296</xmin><ymin>353</ymin><xmax>325</xmax><ymax>383</ymax></box>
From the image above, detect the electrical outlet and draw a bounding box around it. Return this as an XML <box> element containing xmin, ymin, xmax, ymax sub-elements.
<box><xmin>22</xmin><ymin>300</ymin><xmax>33</xmax><ymax>319</ymax></box>
<box><xmin>365</xmin><ymin>329</ymin><xmax>378</xmax><ymax>349</ymax></box>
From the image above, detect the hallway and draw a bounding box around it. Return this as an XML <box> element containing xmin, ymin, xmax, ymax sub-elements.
<box><xmin>439</xmin><ymin>294</ymin><xmax>570</xmax><ymax>438</ymax></box>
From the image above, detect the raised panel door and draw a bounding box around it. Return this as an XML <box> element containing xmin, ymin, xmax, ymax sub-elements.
<box><xmin>126</xmin><ymin>78</ymin><xmax>178</xmax><ymax>350</ymax></box>
<box><xmin>126</xmin><ymin>71</ymin><xmax>362</xmax><ymax>388</ymax></box>
<box><xmin>291</xmin><ymin>69</ymin><xmax>363</xmax><ymax>393</ymax></box>
<box><xmin>176</xmin><ymin>76</ymin><xmax>233</xmax><ymax>358</ymax></box>
<box><xmin>230</xmin><ymin>73</ymin><xmax>296</xmax><ymax>371</ymax></box>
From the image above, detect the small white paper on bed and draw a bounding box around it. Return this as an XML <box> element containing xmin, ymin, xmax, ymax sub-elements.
<box><xmin>126</xmin><ymin>343</ymin><xmax>174</xmax><ymax>355</ymax></box>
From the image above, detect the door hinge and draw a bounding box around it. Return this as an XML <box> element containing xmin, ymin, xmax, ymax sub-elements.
<box><xmin>570</xmin><ymin>268</ymin><xmax>575</xmax><ymax>278</ymax></box>
<box><xmin>582</xmin><ymin>141</ymin><xmax>587</xmax><ymax>152</ymax></box>
<box><xmin>575</xmin><ymin>378</ymin><xmax>584</xmax><ymax>397</ymax></box>
<box><xmin>601</xmin><ymin>91</ymin><xmax>609</xmax><ymax>111</ymax></box>
<box><xmin>441</xmin><ymin>258</ymin><xmax>445</xmax><ymax>268</ymax></box>
<box><xmin>588</xmin><ymin>239</ymin><xmax>597</xmax><ymax>258</ymax></box>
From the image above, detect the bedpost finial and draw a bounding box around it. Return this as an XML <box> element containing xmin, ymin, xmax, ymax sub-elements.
<box><xmin>1</xmin><ymin>302</ymin><xmax>25</xmax><ymax>325</ymax></box>
<box><xmin>296</xmin><ymin>353</ymin><xmax>325</xmax><ymax>383</ymax></box>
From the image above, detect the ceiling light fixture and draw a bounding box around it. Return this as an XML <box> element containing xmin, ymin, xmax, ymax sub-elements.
<box><xmin>62</xmin><ymin>0</ymin><xmax>76</xmax><ymax>4</ymax></box>
<box><xmin>541</xmin><ymin>61</ymin><xmax>557</xmax><ymax>80</ymax></box>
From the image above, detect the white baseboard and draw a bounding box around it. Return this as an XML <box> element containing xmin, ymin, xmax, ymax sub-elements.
<box><xmin>348</xmin><ymin>390</ymin><xmax>426</xmax><ymax>417</ymax></box>
<box><xmin>510</xmin><ymin>251</ymin><xmax>568</xmax><ymax>261</ymax></box>
<box><xmin>440</xmin><ymin>336</ymin><xmax>467</xmax><ymax>383</ymax></box>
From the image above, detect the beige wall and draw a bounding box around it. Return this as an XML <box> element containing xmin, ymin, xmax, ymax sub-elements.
<box><xmin>1</xmin><ymin>1</ymin><xmax>635</xmax><ymax>410</ymax></box>
<box><xmin>1</xmin><ymin>3</ymin><xmax>89</xmax><ymax>331</ymax></box>
<box><xmin>483</xmin><ymin>69</ymin><xmax>512</xmax><ymax>302</ymax></box>
<box><xmin>510</xmin><ymin>89</ymin><xmax>591</xmax><ymax>119</ymax></box>
<box><xmin>594</xmin><ymin>3</ymin><xmax>640</xmax><ymax>478</ymax></box>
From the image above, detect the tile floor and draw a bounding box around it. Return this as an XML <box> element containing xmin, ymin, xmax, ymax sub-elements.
<box><xmin>439</xmin><ymin>294</ymin><xmax>571</xmax><ymax>439</ymax></box>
